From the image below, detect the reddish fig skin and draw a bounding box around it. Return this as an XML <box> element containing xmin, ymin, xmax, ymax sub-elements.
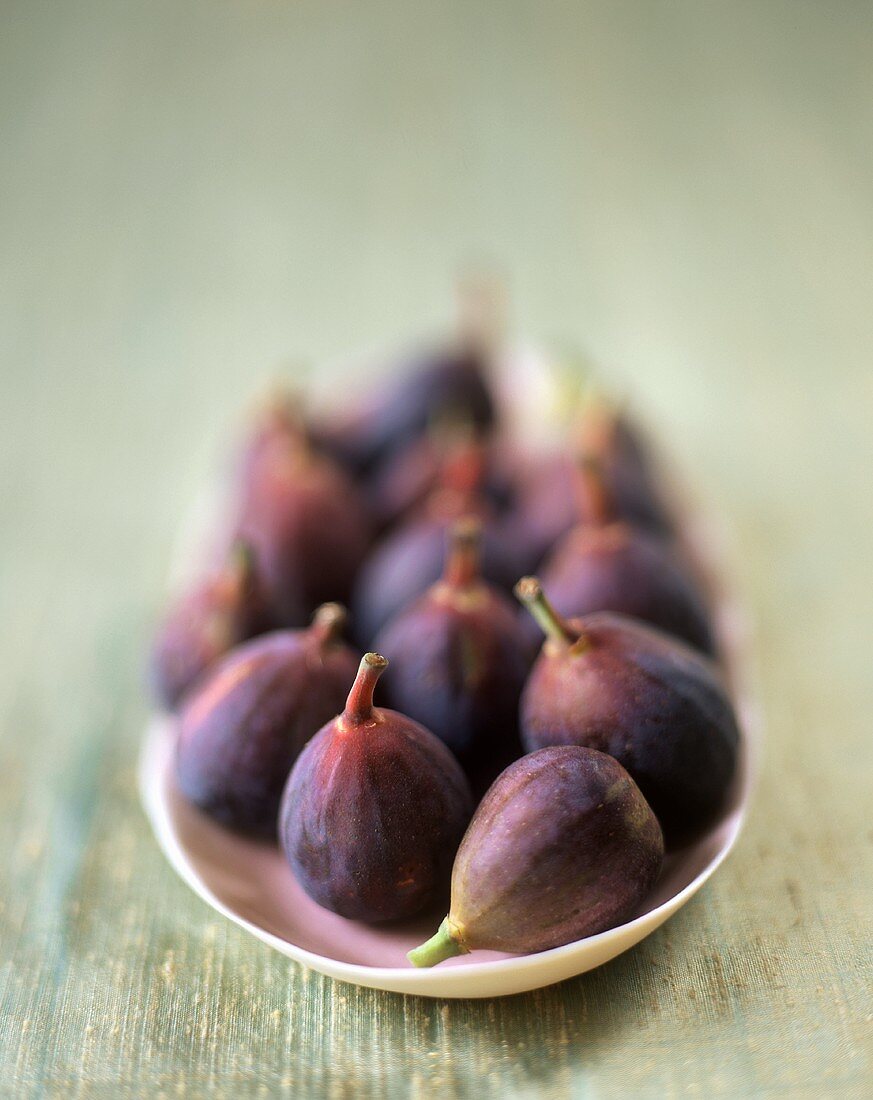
<box><xmin>175</xmin><ymin>605</ymin><xmax>358</xmax><ymax>838</ymax></box>
<box><xmin>537</xmin><ymin>520</ymin><xmax>716</xmax><ymax>656</ymax></box>
<box><xmin>237</xmin><ymin>390</ymin><xmax>304</xmax><ymax>491</ymax></box>
<box><xmin>408</xmin><ymin>746</ymin><xmax>664</xmax><ymax>966</ymax></box>
<box><xmin>366</xmin><ymin>428</ymin><xmax>516</xmax><ymax>535</ymax></box>
<box><xmin>313</xmin><ymin>345</ymin><xmax>496</xmax><ymax>478</ymax></box>
<box><xmin>150</xmin><ymin>544</ymin><xmax>272</xmax><ymax>710</ymax></box>
<box><xmin>235</xmin><ymin>425</ymin><xmax>370</xmax><ymax>627</ymax></box>
<box><xmin>527</xmin><ymin>455</ymin><xmax>714</xmax><ymax>655</ymax></box>
<box><xmin>506</xmin><ymin>401</ymin><xmax>673</xmax><ymax>575</ymax></box>
<box><xmin>574</xmin><ymin>397</ymin><xmax>674</xmax><ymax>538</ymax></box>
<box><xmin>352</xmin><ymin>449</ymin><xmax>521</xmax><ymax>645</ymax></box>
<box><xmin>516</xmin><ymin>579</ymin><xmax>739</xmax><ymax>840</ymax></box>
<box><xmin>374</xmin><ymin>520</ymin><xmax>534</xmax><ymax>795</ymax></box>
<box><xmin>279</xmin><ymin>653</ymin><xmax>474</xmax><ymax>922</ymax></box>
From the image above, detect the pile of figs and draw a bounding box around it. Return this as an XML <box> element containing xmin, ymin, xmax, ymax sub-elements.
<box><xmin>150</xmin><ymin>335</ymin><xmax>741</xmax><ymax>967</ymax></box>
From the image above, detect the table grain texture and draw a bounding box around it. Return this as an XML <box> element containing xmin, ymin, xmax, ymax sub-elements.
<box><xmin>1</xmin><ymin>2</ymin><xmax>871</xmax><ymax>1097</ymax></box>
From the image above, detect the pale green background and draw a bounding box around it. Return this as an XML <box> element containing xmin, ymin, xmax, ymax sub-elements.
<box><xmin>1</xmin><ymin>2</ymin><xmax>871</xmax><ymax>1097</ymax></box>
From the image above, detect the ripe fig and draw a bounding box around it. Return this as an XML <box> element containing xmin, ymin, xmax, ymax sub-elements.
<box><xmin>279</xmin><ymin>653</ymin><xmax>474</xmax><ymax>922</ymax></box>
<box><xmin>318</xmin><ymin>344</ymin><xmax>496</xmax><ymax>478</ymax></box>
<box><xmin>234</xmin><ymin>414</ymin><xmax>370</xmax><ymax>627</ymax></box>
<box><xmin>366</xmin><ymin>423</ymin><xmax>516</xmax><ymax>535</ymax></box>
<box><xmin>374</xmin><ymin>519</ymin><xmax>534</xmax><ymax>795</ymax></box>
<box><xmin>352</xmin><ymin>442</ymin><xmax>520</xmax><ymax>645</ymax></box>
<box><xmin>408</xmin><ymin>746</ymin><xmax>664</xmax><ymax>966</ymax></box>
<box><xmin>516</xmin><ymin>578</ymin><xmax>740</xmax><ymax>839</ymax></box>
<box><xmin>176</xmin><ymin>604</ymin><xmax>358</xmax><ymax>837</ymax></box>
<box><xmin>573</xmin><ymin>393</ymin><xmax>674</xmax><ymax>537</ymax></box>
<box><xmin>150</xmin><ymin>543</ymin><xmax>272</xmax><ymax>710</ymax></box>
<box><xmin>535</xmin><ymin>457</ymin><xmax>716</xmax><ymax>655</ymax></box>
<box><xmin>506</xmin><ymin>401</ymin><xmax>673</xmax><ymax>575</ymax></box>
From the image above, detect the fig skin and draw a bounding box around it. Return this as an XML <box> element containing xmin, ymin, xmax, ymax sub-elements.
<box><xmin>175</xmin><ymin>605</ymin><xmax>358</xmax><ymax>838</ymax></box>
<box><xmin>508</xmin><ymin>442</ymin><xmax>672</xmax><ymax>576</ymax></box>
<box><xmin>516</xmin><ymin>579</ymin><xmax>740</xmax><ymax>840</ymax></box>
<box><xmin>352</xmin><ymin>444</ymin><xmax>520</xmax><ymax>645</ymax></box>
<box><xmin>366</xmin><ymin>429</ymin><xmax>516</xmax><ymax>535</ymax></box>
<box><xmin>234</xmin><ymin>424</ymin><xmax>370</xmax><ymax>628</ymax></box>
<box><xmin>150</xmin><ymin>544</ymin><xmax>272</xmax><ymax>710</ymax></box>
<box><xmin>537</xmin><ymin>520</ymin><xmax>716</xmax><ymax>656</ymax></box>
<box><xmin>408</xmin><ymin>746</ymin><xmax>664</xmax><ymax>966</ymax></box>
<box><xmin>374</xmin><ymin>520</ymin><xmax>534</xmax><ymax>795</ymax></box>
<box><xmin>279</xmin><ymin>653</ymin><xmax>474</xmax><ymax>922</ymax></box>
<box><xmin>314</xmin><ymin>345</ymin><xmax>495</xmax><ymax>479</ymax></box>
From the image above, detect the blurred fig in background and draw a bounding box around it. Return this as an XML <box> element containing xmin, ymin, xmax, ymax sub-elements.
<box><xmin>352</xmin><ymin>438</ymin><xmax>521</xmax><ymax>645</ymax></box>
<box><xmin>150</xmin><ymin>542</ymin><xmax>272</xmax><ymax>710</ymax></box>
<box><xmin>234</xmin><ymin>409</ymin><xmax>370</xmax><ymax>627</ymax></box>
<box><xmin>313</xmin><ymin>343</ymin><xmax>496</xmax><ymax>479</ymax></box>
<box><xmin>176</xmin><ymin>604</ymin><xmax>358</xmax><ymax>838</ymax></box>
<box><xmin>534</xmin><ymin>456</ymin><xmax>716</xmax><ymax>656</ymax></box>
<box><xmin>505</xmin><ymin>395</ymin><xmax>674</xmax><ymax>576</ymax></box>
<box><xmin>366</xmin><ymin>420</ymin><xmax>516</xmax><ymax>535</ymax></box>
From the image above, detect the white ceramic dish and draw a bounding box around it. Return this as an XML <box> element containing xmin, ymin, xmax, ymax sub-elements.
<box><xmin>139</xmin><ymin>347</ymin><xmax>759</xmax><ymax>998</ymax></box>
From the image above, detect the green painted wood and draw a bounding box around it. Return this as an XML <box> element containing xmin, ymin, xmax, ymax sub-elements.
<box><xmin>1</xmin><ymin>2</ymin><xmax>871</xmax><ymax>1096</ymax></box>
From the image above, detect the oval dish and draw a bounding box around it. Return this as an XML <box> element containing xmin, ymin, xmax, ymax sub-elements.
<box><xmin>139</xmin><ymin>347</ymin><xmax>758</xmax><ymax>998</ymax></box>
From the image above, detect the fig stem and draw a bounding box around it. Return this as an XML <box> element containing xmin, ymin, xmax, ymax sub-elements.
<box><xmin>342</xmin><ymin>653</ymin><xmax>388</xmax><ymax>725</ymax></box>
<box><xmin>309</xmin><ymin>602</ymin><xmax>347</xmax><ymax>646</ymax></box>
<box><xmin>444</xmin><ymin>518</ymin><xmax>482</xmax><ymax>588</ymax></box>
<box><xmin>514</xmin><ymin>577</ymin><xmax>577</xmax><ymax>646</ymax></box>
<box><xmin>229</xmin><ymin>539</ymin><xmax>255</xmax><ymax>579</ymax></box>
<box><xmin>407</xmin><ymin>917</ymin><xmax>466</xmax><ymax>968</ymax></box>
<box><xmin>574</xmin><ymin>454</ymin><xmax>613</xmax><ymax>526</ymax></box>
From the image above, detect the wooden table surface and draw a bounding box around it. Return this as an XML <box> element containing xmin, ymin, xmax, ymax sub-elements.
<box><xmin>2</xmin><ymin>3</ymin><xmax>871</xmax><ymax>1096</ymax></box>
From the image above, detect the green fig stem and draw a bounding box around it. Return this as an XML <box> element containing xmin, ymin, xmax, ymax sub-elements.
<box><xmin>309</xmin><ymin>602</ymin><xmax>347</xmax><ymax>647</ymax></box>
<box><xmin>407</xmin><ymin>917</ymin><xmax>467</xmax><ymax>968</ymax></box>
<box><xmin>514</xmin><ymin>577</ymin><xmax>578</xmax><ymax>647</ymax></box>
<box><xmin>444</xmin><ymin>518</ymin><xmax>482</xmax><ymax>588</ymax></box>
<box><xmin>229</xmin><ymin>539</ymin><xmax>256</xmax><ymax>580</ymax></box>
<box><xmin>342</xmin><ymin>653</ymin><xmax>388</xmax><ymax>725</ymax></box>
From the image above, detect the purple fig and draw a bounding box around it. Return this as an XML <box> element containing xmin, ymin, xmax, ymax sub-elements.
<box><xmin>352</xmin><ymin>445</ymin><xmax>520</xmax><ymax>645</ymax></box>
<box><xmin>176</xmin><ymin>604</ymin><xmax>357</xmax><ymax>837</ymax></box>
<box><xmin>366</xmin><ymin>423</ymin><xmax>516</xmax><ymax>535</ymax></box>
<box><xmin>279</xmin><ymin>652</ymin><xmax>474</xmax><ymax>922</ymax></box>
<box><xmin>408</xmin><ymin>746</ymin><xmax>664</xmax><ymax>966</ymax></box>
<box><xmin>374</xmin><ymin>519</ymin><xmax>534</xmax><ymax>795</ymax></box>
<box><xmin>313</xmin><ymin>344</ymin><xmax>496</xmax><ymax>478</ymax></box>
<box><xmin>234</xmin><ymin>416</ymin><xmax>370</xmax><ymax>627</ymax></box>
<box><xmin>506</xmin><ymin>400</ymin><xmax>673</xmax><ymax>575</ymax></box>
<box><xmin>516</xmin><ymin>578</ymin><xmax>739</xmax><ymax>839</ymax></box>
<box><xmin>534</xmin><ymin>457</ymin><xmax>715</xmax><ymax>655</ymax></box>
<box><xmin>573</xmin><ymin>394</ymin><xmax>674</xmax><ymax>537</ymax></box>
<box><xmin>150</xmin><ymin>543</ymin><xmax>272</xmax><ymax>710</ymax></box>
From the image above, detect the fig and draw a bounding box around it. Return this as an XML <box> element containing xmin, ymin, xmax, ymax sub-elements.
<box><xmin>352</xmin><ymin>443</ymin><xmax>520</xmax><ymax>645</ymax></box>
<box><xmin>175</xmin><ymin>604</ymin><xmax>358</xmax><ymax>837</ymax></box>
<box><xmin>366</xmin><ymin>423</ymin><xmax>516</xmax><ymax>535</ymax></box>
<box><xmin>535</xmin><ymin>457</ymin><xmax>716</xmax><ymax>655</ymax></box>
<box><xmin>313</xmin><ymin>344</ymin><xmax>496</xmax><ymax>478</ymax></box>
<box><xmin>506</xmin><ymin>401</ymin><xmax>673</xmax><ymax>575</ymax></box>
<box><xmin>408</xmin><ymin>745</ymin><xmax>664</xmax><ymax>965</ymax></box>
<box><xmin>573</xmin><ymin>393</ymin><xmax>674</xmax><ymax>537</ymax></box>
<box><xmin>234</xmin><ymin>413</ymin><xmax>370</xmax><ymax>627</ymax></box>
<box><xmin>516</xmin><ymin>578</ymin><xmax>740</xmax><ymax>839</ymax></box>
<box><xmin>279</xmin><ymin>653</ymin><xmax>474</xmax><ymax>922</ymax></box>
<box><xmin>150</xmin><ymin>543</ymin><xmax>272</xmax><ymax>710</ymax></box>
<box><xmin>374</xmin><ymin>519</ymin><xmax>533</xmax><ymax>794</ymax></box>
